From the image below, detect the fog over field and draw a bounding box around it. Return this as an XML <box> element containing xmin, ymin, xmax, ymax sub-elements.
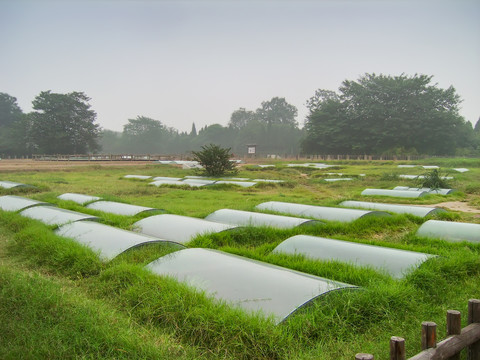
<box><xmin>1</xmin><ymin>0</ymin><xmax>479</xmax><ymax>132</ymax></box>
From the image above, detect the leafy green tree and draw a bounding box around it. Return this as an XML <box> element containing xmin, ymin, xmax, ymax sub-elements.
<box><xmin>191</xmin><ymin>143</ymin><xmax>237</xmax><ymax>177</ymax></box>
<box><xmin>0</xmin><ymin>93</ymin><xmax>22</xmax><ymax>127</ymax></box>
<box><xmin>255</xmin><ymin>97</ymin><xmax>298</xmax><ymax>127</ymax></box>
<box><xmin>302</xmin><ymin>74</ymin><xmax>472</xmax><ymax>155</ymax></box>
<box><xmin>302</xmin><ymin>100</ymin><xmax>350</xmax><ymax>154</ymax></box>
<box><xmin>0</xmin><ymin>93</ymin><xmax>29</xmax><ymax>156</ymax></box>
<box><xmin>228</xmin><ymin>108</ymin><xmax>256</xmax><ymax>130</ymax></box>
<box><xmin>122</xmin><ymin>116</ymin><xmax>181</xmax><ymax>153</ymax></box>
<box><xmin>305</xmin><ymin>89</ymin><xmax>340</xmax><ymax>113</ymax></box>
<box><xmin>29</xmin><ymin>91</ymin><xmax>100</xmax><ymax>154</ymax></box>
<box><xmin>192</xmin><ymin>124</ymin><xmax>236</xmax><ymax>150</ymax></box>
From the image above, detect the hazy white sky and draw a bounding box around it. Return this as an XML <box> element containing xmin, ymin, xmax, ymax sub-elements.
<box><xmin>1</xmin><ymin>0</ymin><xmax>479</xmax><ymax>133</ymax></box>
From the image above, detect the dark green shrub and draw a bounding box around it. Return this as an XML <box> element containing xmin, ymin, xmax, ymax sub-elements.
<box><xmin>417</xmin><ymin>169</ymin><xmax>451</xmax><ymax>189</ymax></box>
<box><xmin>191</xmin><ymin>143</ymin><xmax>238</xmax><ymax>177</ymax></box>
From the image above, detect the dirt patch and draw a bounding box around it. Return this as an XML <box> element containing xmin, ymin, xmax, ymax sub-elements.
<box><xmin>0</xmin><ymin>159</ymin><xmax>157</xmax><ymax>172</ymax></box>
<box><xmin>426</xmin><ymin>201</ymin><xmax>480</xmax><ymax>214</ymax></box>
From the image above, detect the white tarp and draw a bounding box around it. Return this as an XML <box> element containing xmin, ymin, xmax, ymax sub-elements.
<box><xmin>273</xmin><ymin>235</ymin><xmax>435</xmax><ymax>278</ymax></box>
<box><xmin>133</xmin><ymin>214</ymin><xmax>237</xmax><ymax>244</ymax></box>
<box><xmin>146</xmin><ymin>248</ymin><xmax>356</xmax><ymax>322</ymax></box>
<box><xmin>56</xmin><ymin>221</ymin><xmax>182</xmax><ymax>260</ymax></box>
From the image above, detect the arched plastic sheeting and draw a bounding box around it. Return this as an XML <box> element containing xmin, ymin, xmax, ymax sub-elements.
<box><xmin>361</xmin><ymin>189</ymin><xmax>428</xmax><ymax>198</ymax></box>
<box><xmin>56</xmin><ymin>221</ymin><xmax>184</xmax><ymax>261</ymax></box>
<box><xmin>416</xmin><ymin>220</ymin><xmax>480</xmax><ymax>243</ymax></box>
<box><xmin>152</xmin><ymin>176</ymin><xmax>183</xmax><ymax>181</ymax></box>
<box><xmin>453</xmin><ymin>168</ymin><xmax>469</xmax><ymax>173</ymax></box>
<box><xmin>399</xmin><ymin>175</ymin><xmax>425</xmax><ymax>179</ymax></box>
<box><xmin>57</xmin><ymin>193</ymin><xmax>101</xmax><ymax>205</ymax></box>
<box><xmin>255</xmin><ymin>201</ymin><xmax>389</xmax><ymax>223</ymax></box>
<box><xmin>123</xmin><ymin>175</ymin><xmax>152</xmax><ymax>180</ymax></box>
<box><xmin>182</xmin><ymin>179</ymin><xmax>216</xmax><ymax>186</ymax></box>
<box><xmin>86</xmin><ymin>200</ymin><xmax>157</xmax><ymax>216</ymax></box>
<box><xmin>20</xmin><ymin>205</ymin><xmax>99</xmax><ymax>226</ymax></box>
<box><xmin>273</xmin><ymin>235</ymin><xmax>435</xmax><ymax>278</ymax></box>
<box><xmin>149</xmin><ymin>180</ymin><xmax>191</xmax><ymax>187</ymax></box>
<box><xmin>0</xmin><ymin>180</ymin><xmax>32</xmax><ymax>189</ymax></box>
<box><xmin>205</xmin><ymin>209</ymin><xmax>321</xmax><ymax>229</ymax></box>
<box><xmin>0</xmin><ymin>195</ymin><xmax>49</xmax><ymax>212</ymax></box>
<box><xmin>253</xmin><ymin>179</ymin><xmax>284</xmax><ymax>183</ymax></box>
<box><xmin>214</xmin><ymin>181</ymin><xmax>257</xmax><ymax>187</ymax></box>
<box><xmin>146</xmin><ymin>248</ymin><xmax>356</xmax><ymax>323</ymax></box>
<box><xmin>323</xmin><ymin>178</ymin><xmax>353</xmax><ymax>182</ymax></box>
<box><xmin>133</xmin><ymin>214</ymin><xmax>238</xmax><ymax>244</ymax></box>
<box><xmin>393</xmin><ymin>186</ymin><xmax>454</xmax><ymax>195</ymax></box>
<box><xmin>340</xmin><ymin>200</ymin><xmax>445</xmax><ymax>217</ymax></box>
<box><xmin>286</xmin><ymin>163</ymin><xmax>336</xmax><ymax>169</ymax></box>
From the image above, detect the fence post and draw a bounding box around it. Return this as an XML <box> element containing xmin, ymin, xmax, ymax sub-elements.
<box><xmin>421</xmin><ymin>321</ymin><xmax>437</xmax><ymax>350</ymax></box>
<box><xmin>355</xmin><ymin>354</ymin><xmax>374</xmax><ymax>360</ymax></box>
<box><xmin>468</xmin><ymin>299</ymin><xmax>480</xmax><ymax>360</ymax></box>
<box><xmin>390</xmin><ymin>336</ymin><xmax>406</xmax><ymax>360</ymax></box>
<box><xmin>447</xmin><ymin>310</ymin><xmax>461</xmax><ymax>360</ymax></box>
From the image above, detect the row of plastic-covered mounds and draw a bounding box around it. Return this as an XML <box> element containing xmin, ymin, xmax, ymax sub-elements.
<box><xmin>1</xmin><ymin>181</ymin><xmax>480</xmax><ymax>322</ymax></box>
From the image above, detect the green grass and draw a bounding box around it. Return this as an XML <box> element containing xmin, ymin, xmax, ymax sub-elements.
<box><xmin>1</xmin><ymin>159</ymin><xmax>479</xmax><ymax>359</ymax></box>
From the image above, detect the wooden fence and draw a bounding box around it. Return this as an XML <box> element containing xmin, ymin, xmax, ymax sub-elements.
<box><xmin>30</xmin><ymin>154</ymin><xmax>188</xmax><ymax>161</ymax></box>
<box><xmin>355</xmin><ymin>299</ymin><xmax>480</xmax><ymax>360</ymax></box>
<box><xmin>27</xmin><ymin>153</ymin><xmax>422</xmax><ymax>161</ymax></box>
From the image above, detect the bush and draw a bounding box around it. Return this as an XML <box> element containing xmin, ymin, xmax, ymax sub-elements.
<box><xmin>191</xmin><ymin>144</ymin><xmax>238</xmax><ymax>177</ymax></box>
<box><xmin>417</xmin><ymin>169</ymin><xmax>451</xmax><ymax>189</ymax></box>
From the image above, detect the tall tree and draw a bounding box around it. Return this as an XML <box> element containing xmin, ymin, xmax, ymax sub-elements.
<box><xmin>302</xmin><ymin>74</ymin><xmax>471</xmax><ymax>155</ymax></box>
<box><xmin>255</xmin><ymin>97</ymin><xmax>298</xmax><ymax>127</ymax></box>
<box><xmin>305</xmin><ymin>89</ymin><xmax>340</xmax><ymax>113</ymax></box>
<box><xmin>0</xmin><ymin>93</ymin><xmax>29</xmax><ymax>156</ymax></box>
<box><xmin>29</xmin><ymin>91</ymin><xmax>100</xmax><ymax>154</ymax></box>
<box><xmin>190</xmin><ymin>122</ymin><xmax>197</xmax><ymax>136</ymax></box>
<box><xmin>228</xmin><ymin>108</ymin><xmax>256</xmax><ymax>130</ymax></box>
<box><xmin>123</xmin><ymin>116</ymin><xmax>171</xmax><ymax>153</ymax></box>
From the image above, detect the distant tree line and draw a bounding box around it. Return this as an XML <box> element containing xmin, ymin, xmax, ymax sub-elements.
<box><xmin>1</xmin><ymin>74</ymin><xmax>479</xmax><ymax>157</ymax></box>
<box><xmin>86</xmin><ymin>96</ymin><xmax>304</xmax><ymax>156</ymax></box>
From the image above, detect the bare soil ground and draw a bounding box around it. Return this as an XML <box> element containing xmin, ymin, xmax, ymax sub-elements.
<box><xmin>428</xmin><ymin>201</ymin><xmax>480</xmax><ymax>214</ymax></box>
<box><xmin>0</xmin><ymin>159</ymin><xmax>155</xmax><ymax>172</ymax></box>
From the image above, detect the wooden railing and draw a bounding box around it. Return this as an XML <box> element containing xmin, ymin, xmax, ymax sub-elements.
<box><xmin>355</xmin><ymin>299</ymin><xmax>480</xmax><ymax>360</ymax></box>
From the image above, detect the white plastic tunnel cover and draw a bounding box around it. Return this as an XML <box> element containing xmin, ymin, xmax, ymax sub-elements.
<box><xmin>416</xmin><ymin>220</ymin><xmax>480</xmax><ymax>243</ymax></box>
<box><xmin>0</xmin><ymin>180</ymin><xmax>32</xmax><ymax>189</ymax></box>
<box><xmin>57</xmin><ymin>193</ymin><xmax>102</xmax><ymax>205</ymax></box>
<box><xmin>0</xmin><ymin>195</ymin><xmax>49</xmax><ymax>212</ymax></box>
<box><xmin>361</xmin><ymin>189</ymin><xmax>428</xmax><ymax>198</ymax></box>
<box><xmin>20</xmin><ymin>206</ymin><xmax>99</xmax><ymax>226</ymax></box>
<box><xmin>392</xmin><ymin>186</ymin><xmax>455</xmax><ymax>195</ymax></box>
<box><xmin>273</xmin><ymin>235</ymin><xmax>435</xmax><ymax>278</ymax></box>
<box><xmin>146</xmin><ymin>248</ymin><xmax>356</xmax><ymax>322</ymax></box>
<box><xmin>86</xmin><ymin>201</ymin><xmax>158</xmax><ymax>216</ymax></box>
<box><xmin>56</xmin><ymin>221</ymin><xmax>184</xmax><ymax>261</ymax></box>
<box><xmin>205</xmin><ymin>209</ymin><xmax>322</xmax><ymax>229</ymax></box>
<box><xmin>340</xmin><ymin>201</ymin><xmax>445</xmax><ymax>218</ymax></box>
<box><xmin>133</xmin><ymin>214</ymin><xmax>238</xmax><ymax>244</ymax></box>
<box><xmin>255</xmin><ymin>201</ymin><xmax>389</xmax><ymax>222</ymax></box>
<box><xmin>123</xmin><ymin>175</ymin><xmax>152</xmax><ymax>179</ymax></box>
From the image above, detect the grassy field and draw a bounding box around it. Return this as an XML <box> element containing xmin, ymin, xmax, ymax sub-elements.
<box><xmin>1</xmin><ymin>158</ymin><xmax>479</xmax><ymax>359</ymax></box>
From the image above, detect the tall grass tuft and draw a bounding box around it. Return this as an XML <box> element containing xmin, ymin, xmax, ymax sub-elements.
<box><xmin>0</xmin><ymin>266</ymin><xmax>197</xmax><ymax>360</ymax></box>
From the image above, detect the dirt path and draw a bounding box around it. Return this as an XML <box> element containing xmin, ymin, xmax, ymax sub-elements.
<box><xmin>426</xmin><ymin>201</ymin><xmax>480</xmax><ymax>214</ymax></box>
<box><xmin>0</xmin><ymin>159</ymin><xmax>155</xmax><ymax>172</ymax></box>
